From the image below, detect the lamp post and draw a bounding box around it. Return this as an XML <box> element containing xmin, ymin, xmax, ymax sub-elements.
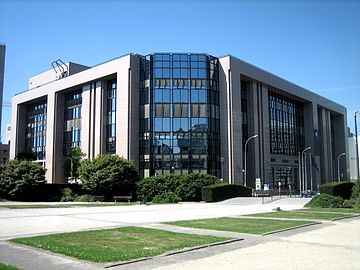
<box><xmin>301</xmin><ymin>146</ymin><xmax>311</xmax><ymax>194</ymax></box>
<box><xmin>355</xmin><ymin>111</ymin><xmax>359</xmax><ymax>179</ymax></box>
<box><xmin>220</xmin><ymin>157</ymin><xmax>224</xmax><ymax>182</ymax></box>
<box><xmin>243</xmin><ymin>134</ymin><xmax>258</xmax><ymax>187</ymax></box>
<box><xmin>337</xmin><ymin>152</ymin><xmax>346</xmax><ymax>182</ymax></box>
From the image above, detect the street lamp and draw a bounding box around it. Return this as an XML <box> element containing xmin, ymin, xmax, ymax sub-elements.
<box><xmin>355</xmin><ymin>111</ymin><xmax>359</xmax><ymax>179</ymax></box>
<box><xmin>337</xmin><ymin>152</ymin><xmax>346</xmax><ymax>182</ymax></box>
<box><xmin>301</xmin><ymin>146</ymin><xmax>311</xmax><ymax>194</ymax></box>
<box><xmin>243</xmin><ymin>134</ymin><xmax>258</xmax><ymax>187</ymax></box>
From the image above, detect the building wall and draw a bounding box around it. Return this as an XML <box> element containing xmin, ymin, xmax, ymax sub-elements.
<box><xmin>0</xmin><ymin>44</ymin><xmax>5</xmax><ymax>142</ymax></box>
<box><xmin>11</xmin><ymin>54</ymin><xmax>138</xmax><ymax>183</ymax></box>
<box><xmin>10</xmin><ymin>53</ymin><xmax>349</xmax><ymax>188</ymax></box>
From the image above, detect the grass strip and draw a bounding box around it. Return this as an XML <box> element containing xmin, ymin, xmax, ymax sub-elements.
<box><xmin>298</xmin><ymin>208</ymin><xmax>360</xmax><ymax>214</ymax></box>
<box><xmin>0</xmin><ymin>203</ymin><xmax>136</xmax><ymax>209</ymax></box>
<box><xmin>0</xmin><ymin>262</ymin><xmax>20</xmax><ymax>270</ymax></box>
<box><xmin>10</xmin><ymin>226</ymin><xmax>229</xmax><ymax>263</ymax></box>
<box><xmin>165</xmin><ymin>217</ymin><xmax>314</xmax><ymax>235</ymax></box>
<box><xmin>247</xmin><ymin>211</ymin><xmax>352</xmax><ymax>220</ymax></box>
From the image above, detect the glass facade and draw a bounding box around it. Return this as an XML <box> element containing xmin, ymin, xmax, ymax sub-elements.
<box><xmin>63</xmin><ymin>90</ymin><xmax>82</xmax><ymax>155</ymax></box>
<box><xmin>106</xmin><ymin>79</ymin><xmax>117</xmax><ymax>152</ymax></box>
<box><xmin>268</xmin><ymin>91</ymin><xmax>304</xmax><ymax>156</ymax></box>
<box><xmin>139</xmin><ymin>53</ymin><xmax>220</xmax><ymax>177</ymax></box>
<box><xmin>25</xmin><ymin>100</ymin><xmax>47</xmax><ymax>159</ymax></box>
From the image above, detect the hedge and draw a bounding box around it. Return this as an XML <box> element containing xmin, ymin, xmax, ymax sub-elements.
<box><xmin>305</xmin><ymin>193</ymin><xmax>344</xmax><ymax>208</ymax></box>
<box><xmin>320</xmin><ymin>181</ymin><xmax>355</xmax><ymax>200</ymax></box>
<box><xmin>201</xmin><ymin>183</ymin><xmax>252</xmax><ymax>202</ymax></box>
<box><xmin>137</xmin><ymin>173</ymin><xmax>220</xmax><ymax>202</ymax></box>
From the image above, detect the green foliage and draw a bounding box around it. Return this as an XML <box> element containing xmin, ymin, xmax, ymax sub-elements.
<box><xmin>152</xmin><ymin>192</ymin><xmax>182</xmax><ymax>204</ymax></box>
<box><xmin>201</xmin><ymin>183</ymin><xmax>252</xmax><ymax>202</ymax></box>
<box><xmin>342</xmin><ymin>199</ymin><xmax>355</xmax><ymax>208</ymax></box>
<box><xmin>137</xmin><ymin>174</ymin><xmax>179</xmax><ymax>202</ymax></box>
<box><xmin>320</xmin><ymin>181</ymin><xmax>355</xmax><ymax>200</ymax></box>
<box><xmin>351</xmin><ymin>179</ymin><xmax>360</xmax><ymax>199</ymax></box>
<box><xmin>63</xmin><ymin>147</ymin><xmax>86</xmax><ymax>182</ymax></box>
<box><xmin>0</xmin><ymin>262</ymin><xmax>20</xmax><ymax>270</ymax></box>
<box><xmin>137</xmin><ymin>173</ymin><xmax>220</xmax><ymax>202</ymax></box>
<box><xmin>0</xmin><ymin>159</ymin><xmax>46</xmax><ymax>200</ymax></box>
<box><xmin>74</xmin><ymin>195</ymin><xmax>96</xmax><ymax>202</ymax></box>
<box><xmin>175</xmin><ymin>173</ymin><xmax>220</xmax><ymax>201</ymax></box>
<box><xmin>305</xmin><ymin>194</ymin><xmax>344</xmax><ymax>208</ymax></box>
<box><xmin>79</xmin><ymin>155</ymin><xmax>139</xmax><ymax>198</ymax></box>
<box><xmin>60</xmin><ymin>187</ymin><xmax>76</xmax><ymax>202</ymax></box>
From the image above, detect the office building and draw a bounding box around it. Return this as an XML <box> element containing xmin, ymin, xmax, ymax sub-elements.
<box><xmin>10</xmin><ymin>53</ymin><xmax>349</xmax><ymax>190</ymax></box>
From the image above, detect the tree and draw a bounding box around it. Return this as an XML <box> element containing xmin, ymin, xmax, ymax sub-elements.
<box><xmin>63</xmin><ymin>147</ymin><xmax>85</xmax><ymax>183</ymax></box>
<box><xmin>0</xmin><ymin>159</ymin><xmax>46</xmax><ymax>200</ymax></box>
<box><xmin>79</xmin><ymin>155</ymin><xmax>139</xmax><ymax>198</ymax></box>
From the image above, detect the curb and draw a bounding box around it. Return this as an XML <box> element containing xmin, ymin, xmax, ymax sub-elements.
<box><xmin>332</xmin><ymin>214</ymin><xmax>360</xmax><ymax>221</ymax></box>
<box><xmin>262</xmin><ymin>221</ymin><xmax>321</xmax><ymax>236</ymax></box>
<box><xmin>104</xmin><ymin>238</ymin><xmax>243</xmax><ymax>268</ymax></box>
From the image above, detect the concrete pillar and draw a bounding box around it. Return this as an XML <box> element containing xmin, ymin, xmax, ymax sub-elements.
<box><xmin>332</xmin><ymin>114</ymin><xmax>349</xmax><ymax>181</ymax></box>
<box><xmin>81</xmin><ymin>84</ymin><xmax>91</xmax><ymax>159</ymax></box>
<box><xmin>10</xmin><ymin>103</ymin><xmax>26</xmax><ymax>159</ymax></box>
<box><xmin>318</xmin><ymin>107</ymin><xmax>333</xmax><ymax>182</ymax></box>
<box><xmin>219</xmin><ymin>57</ymin><xmax>243</xmax><ymax>184</ymax></box>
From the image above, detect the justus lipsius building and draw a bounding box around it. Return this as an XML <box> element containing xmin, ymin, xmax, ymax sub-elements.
<box><xmin>10</xmin><ymin>53</ymin><xmax>349</xmax><ymax>191</ymax></box>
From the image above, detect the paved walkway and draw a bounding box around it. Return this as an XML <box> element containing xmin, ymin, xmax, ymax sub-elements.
<box><xmin>4</xmin><ymin>198</ymin><xmax>357</xmax><ymax>270</ymax></box>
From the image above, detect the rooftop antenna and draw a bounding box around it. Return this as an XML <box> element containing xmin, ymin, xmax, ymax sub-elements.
<box><xmin>56</xmin><ymin>59</ymin><xmax>68</xmax><ymax>78</ymax></box>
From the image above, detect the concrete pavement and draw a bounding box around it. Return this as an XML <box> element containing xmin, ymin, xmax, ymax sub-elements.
<box><xmin>2</xmin><ymin>197</ymin><xmax>357</xmax><ymax>270</ymax></box>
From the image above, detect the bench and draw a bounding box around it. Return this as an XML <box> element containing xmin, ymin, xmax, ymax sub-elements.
<box><xmin>113</xmin><ymin>195</ymin><xmax>132</xmax><ymax>203</ymax></box>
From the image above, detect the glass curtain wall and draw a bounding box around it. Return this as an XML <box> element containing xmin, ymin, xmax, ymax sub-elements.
<box><xmin>106</xmin><ymin>79</ymin><xmax>117</xmax><ymax>152</ymax></box>
<box><xmin>268</xmin><ymin>91</ymin><xmax>304</xmax><ymax>156</ymax></box>
<box><xmin>139</xmin><ymin>53</ymin><xmax>220</xmax><ymax>177</ymax></box>
<box><xmin>25</xmin><ymin>100</ymin><xmax>47</xmax><ymax>159</ymax></box>
<box><xmin>64</xmin><ymin>90</ymin><xmax>82</xmax><ymax>155</ymax></box>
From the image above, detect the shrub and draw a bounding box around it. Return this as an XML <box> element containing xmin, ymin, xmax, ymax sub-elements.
<box><xmin>202</xmin><ymin>184</ymin><xmax>252</xmax><ymax>202</ymax></box>
<box><xmin>152</xmin><ymin>192</ymin><xmax>182</xmax><ymax>204</ymax></box>
<box><xmin>320</xmin><ymin>182</ymin><xmax>355</xmax><ymax>200</ymax></box>
<box><xmin>60</xmin><ymin>187</ymin><xmax>76</xmax><ymax>202</ymax></box>
<box><xmin>74</xmin><ymin>194</ymin><xmax>96</xmax><ymax>202</ymax></box>
<box><xmin>137</xmin><ymin>174</ymin><xmax>180</xmax><ymax>203</ymax></box>
<box><xmin>351</xmin><ymin>179</ymin><xmax>360</xmax><ymax>199</ymax></box>
<box><xmin>137</xmin><ymin>173</ymin><xmax>220</xmax><ymax>202</ymax></box>
<box><xmin>305</xmin><ymin>194</ymin><xmax>344</xmax><ymax>208</ymax></box>
<box><xmin>63</xmin><ymin>147</ymin><xmax>85</xmax><ymax>183</ymax></box>
<box><xmin>175</xmin><ymin>173</ymin><xmax>220</xmax><ymax>201</ymax></box>
<box><xmin>0</xmin><ymin>159</ymin><xmax>46</xmax><ymax>201</ymax></box>
<box><xmin>79</xmin><ymin>155</ymin><xmax>139</xmax><ymax>199</ymax></box>
<box><xmin>342</xmin><ymin>199</ymin><xmax>355</xmax><ymax>208</ymax></box>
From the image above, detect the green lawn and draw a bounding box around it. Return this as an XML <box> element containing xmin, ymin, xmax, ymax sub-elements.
<box><xmin>247</xmin><ymin>211</ymin><xmax>353</xmax><ymax>220</ymax></box>
<box><xmin>0</xmin><ymin>203</ymin><xmax>135</xmax><ymax>209</ymax></box>
<box><xmin>299</xmin><ymin>208</ymin><xmax>360</xmax><ymax>214</ymax></box>
<box><xmin>10</xmin><ymin>226</ymin><xmax>229</xmax><ymax>263</ymax></box>
<box><xmin>165</xmin><ymin>217</ymin><xmax>314</xmax><ymax>235</ymax></box>
<box><xmin>0</xmin><ymin>262</ymin><xmax>20</xmax><ymax>270</ymax></box>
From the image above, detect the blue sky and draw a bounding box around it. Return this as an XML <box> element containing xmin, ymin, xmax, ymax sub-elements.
<box><xmin>0</xmin><ymin>0</ymin><xmax>359</xmax><ymax>141</ymax></box>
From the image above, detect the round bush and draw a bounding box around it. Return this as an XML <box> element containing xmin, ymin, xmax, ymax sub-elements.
<box><xmin>305</xmin><ymin>193</ymin><xmax>344</xmax><ymax>208</ymax></box>
<box><xmin>352</xmin><ymin>179</ymin><xmax>360</xmax><ymax>199</ymax></box>
<box><xmin>137</xmin><ymin>174</ymin><xmax>180</xmax><ymax>202</ymax></box>
<box><xmin>152</xmin><ymin>192</ymin><xmax>181</xmax><ymax>204</ymax></box>
<box><xmin>74</xmin><ymin>194</ymin><xmax>96</xmax><ymax>202</ymax></box>
<box><xmin>79</xmin><ymin>155</ymin><xmax>139</xmax><ymax>199</ymax></box>
<box><xmin>175</xmin><ymin>173</ymin><xmax>220</xmax><ymax>201</ymax></box>
<box><xmin>0</xmin><ymin>159</ymin><xmax>46</xmax><ymax>201</ymax></box>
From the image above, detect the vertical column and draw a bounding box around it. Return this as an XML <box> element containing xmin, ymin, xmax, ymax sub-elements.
<box><xmin>52</xmin><ymin>92</ymin><xmax>66</xmax><ymax>183</ymax></box>
<box><xmin>319</xmin><ymin>107</ymin><xmax>333</xmax><ymax>182</ymax></box>
<box><xmin>81</xmin><ymin>84</ymin><xmax>91</xmax><ymax>159</ymax></box>
<box><xmin>116</xmin><ymin>56</ymin><xmax>131</xmax><ymax>158</ymax></box>
<box><xmin>94</xmin><ymin>81</ymin><xmax>106</xmax><ymax>156</ymax></box>
<box><xmin>128</xmin><ymin>56</ymin><xmax>140</xmax><ymax>169</ymax></box>
<box><xmin>10</xmin><ymin>102</ymin><xmax>26</xmax><ymax>159</ymax></box>
<box><xmin>260</xmin><ymin>84</ymin><xmax>271</xmax><ymax>185</ymax></box>
<box><xmin>303</xmin><ymin>102</ymin><xmax>319</xmax><ymax>190</ymax></box>
<box><xmin>45</xmin><ymin>92</ymin><xmax>56</xmax><ymax>183</ymax></box>
<box><xmin>332</xmin><ymin>114</ymin><xmax>349</xmax><ymax>181</ymax></box>
<box><xmin>247</xmin><ymin>81</ymin><xmax>260</xmax><ymax>188</ymax></box>
<box><xmin>219</xmin><ymin>58</ymin><xmax>231</xmax><ymax>183</ymax></box>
